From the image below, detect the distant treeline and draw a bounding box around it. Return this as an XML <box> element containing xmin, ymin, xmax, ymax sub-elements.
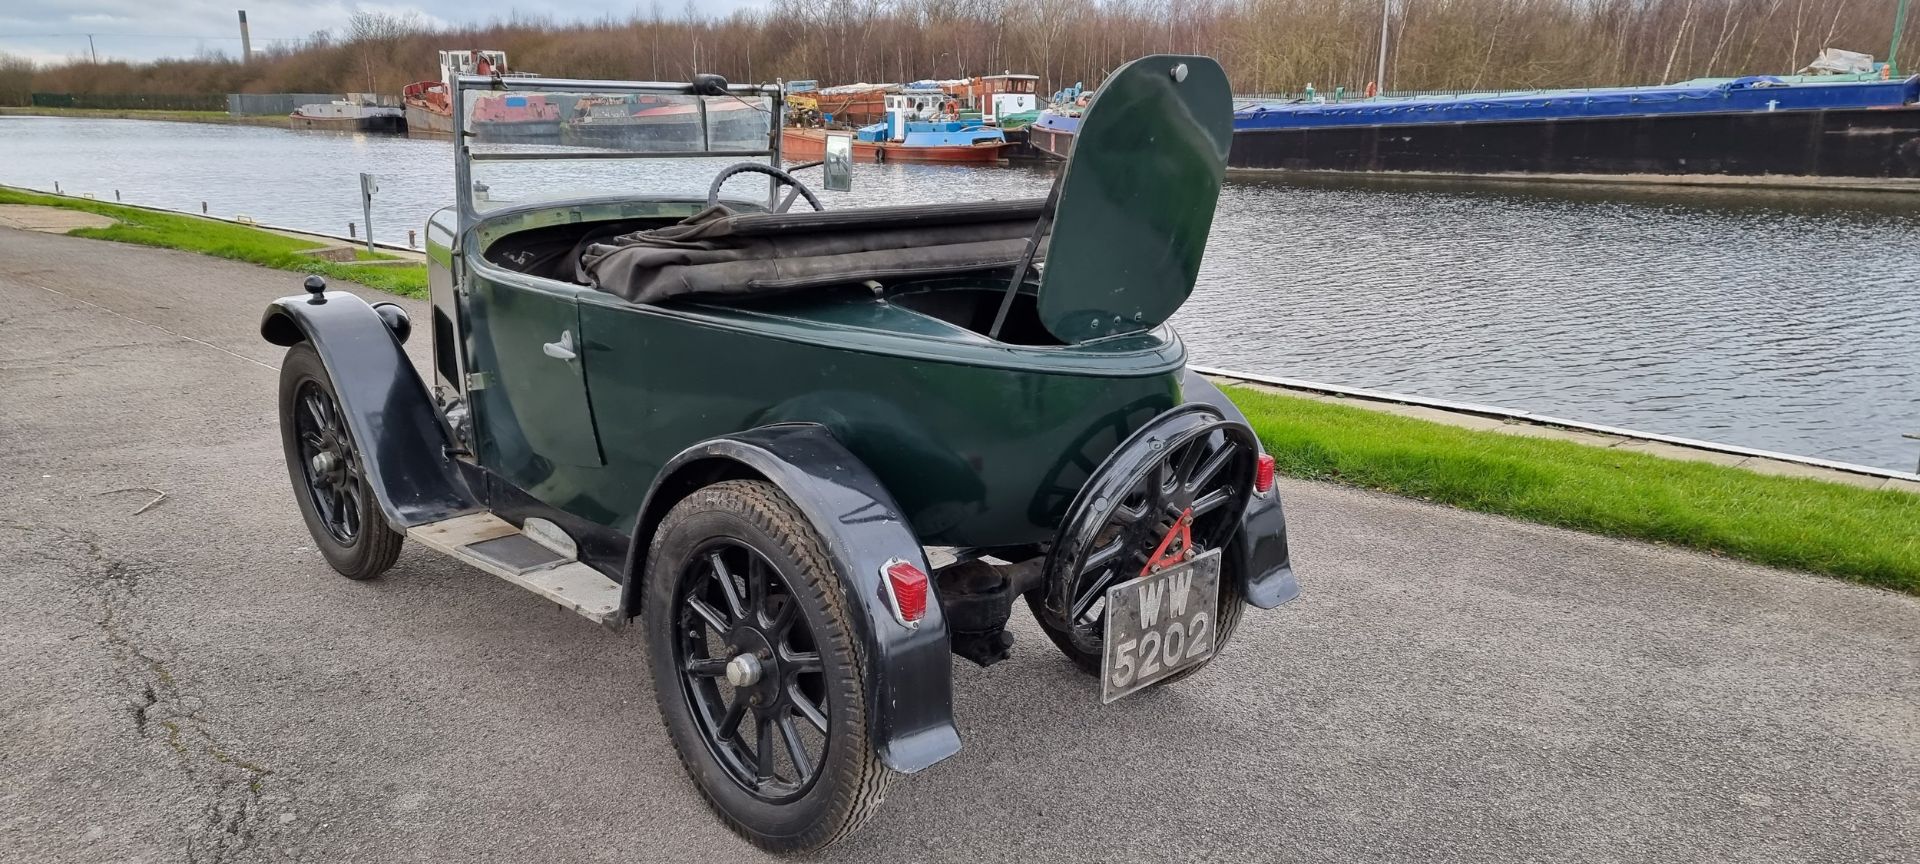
<box><xmin>2</xmin><ymin>0</ymin><xmax>1913</xmax><ymax>106</ymax></box>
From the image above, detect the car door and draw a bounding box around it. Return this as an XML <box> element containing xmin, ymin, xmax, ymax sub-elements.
<box><xmin>463</xmin><ymin>271</ymin><xmax>606</xmax><ymax>497</ymax></box>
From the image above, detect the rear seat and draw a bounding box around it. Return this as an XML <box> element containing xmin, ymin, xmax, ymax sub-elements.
<box><xmin>579</xmin><ymin>199</ymin><xmax>1047</xmax><ymax>304</ymax></box>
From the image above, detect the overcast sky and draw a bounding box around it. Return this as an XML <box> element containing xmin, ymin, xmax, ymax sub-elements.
<box><xmin>3</xmin><ymin>1</ymin><xmax>767</xmax><ymax>66</ymax></box>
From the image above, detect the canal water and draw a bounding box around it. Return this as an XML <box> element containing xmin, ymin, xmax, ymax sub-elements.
<box><xmin>5</xmin><ymin>115</ymin><xmax>1918</xmax><ymax>472</ymax></box>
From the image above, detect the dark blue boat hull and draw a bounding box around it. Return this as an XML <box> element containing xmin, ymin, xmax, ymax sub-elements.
<box><xmin>1229</xmin><ymin>106</ymin><xmax>1920</xmax><ymax>178</ymax></box>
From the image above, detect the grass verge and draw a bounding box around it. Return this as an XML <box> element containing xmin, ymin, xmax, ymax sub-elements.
<box><xmin>1229</xmin><ymin>385</ymin><xmax>1920</xmax><ymax>594</ymax></box>
<box><xmin>0</xmin><ymin>106</ymin><xmax>285</xmax><ymax>127</ymax></box>
<box><xmin>0</xmin><ymin>186</ymin><xmax>426</xmax><ymax>297</ymax></box>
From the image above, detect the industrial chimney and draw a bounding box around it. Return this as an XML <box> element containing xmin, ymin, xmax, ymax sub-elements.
<box><xmin>237</xmin><ymin>10</ymin><xmax>252</xmax><ymax>63</ymax></box>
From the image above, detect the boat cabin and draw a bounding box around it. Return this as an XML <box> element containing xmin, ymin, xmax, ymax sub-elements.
<box><xmin>947</xmin><ymin>74</ymin><xmax>1041</xmax><ymax>124</ymax></box>
<box><xmin>885</xmin><ymin>89</ymin><xmax>954</xmax><ymax>121</ymax></box>
<box><xmin>441</xmin><ymin>49</ymin><xmax>509</xmax><ymax>79</ymax></box>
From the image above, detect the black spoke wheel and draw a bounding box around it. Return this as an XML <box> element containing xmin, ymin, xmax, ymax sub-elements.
<box><xmin>295</xmin><ymin>381</ymin><xmax>361</xmax><ymax>544</ymax></box>
<box><xmin>675</xmin><ymin>539</ymin><xmax>830</xmax><ymax>801</ymax></box>
<box><xmin>277</xmin><ymin>342</ymin><xmax>403</xmax><ymax>580</ymax></box>
<box><xmin>645</xmin><ymin>480</ymin><xmax>889</xmax><ymax>854</ymax></box>
<box><xmin>1028</xmin><ymin>407</ymin><xmax>1257</xmax><ymax>682</ymax></box>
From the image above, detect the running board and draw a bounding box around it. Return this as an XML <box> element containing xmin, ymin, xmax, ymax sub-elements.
<box><xmin>407</xmin><ymin>513</ymin><xmax>621</xmax><ymax>626</ymax></box>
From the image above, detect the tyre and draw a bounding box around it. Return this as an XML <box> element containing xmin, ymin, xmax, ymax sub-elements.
<box><xmin>644</xmin><ymin>480</ymin><xmax>890</xmax><ymax>854</ymax></box>
<box><xmin>1027</xmin><ymin>415</ymin><xmax>1255</xmax><ymax>687</ymax></box>
<box><xmin>1028</xmin><ymin>551</ymin><xmax>1245</xmax><ymax>683</ymax></box>
<box><xmin>278</xmin><ymin>342</ymin><xmax>404</xmax><ymax>580</ymax></box>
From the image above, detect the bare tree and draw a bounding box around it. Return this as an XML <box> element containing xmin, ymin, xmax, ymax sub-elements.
<box><xmin>345</xmin><ymin>10</ymin><xmax>425</xmax><ymax>93</ymax></box>
<box><xmin>0</xmin><ymin>52</ymin><xmax>34</xmax><ymax>107</ymax></box>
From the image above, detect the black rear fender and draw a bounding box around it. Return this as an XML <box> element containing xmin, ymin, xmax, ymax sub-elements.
<box><xmin>260</xmin><ymin>290</ymin><xmax>476</xmax><ymax>530</ymax></box>
<box><xmin>623</xmin><ymin>424</ymin><xmax>961</xmax><ymax>775</ymax></box>
<box><xmin>1178</xmin><ymin>371</ymin><xmax>1300</xmax><ymax>608</ymax></box>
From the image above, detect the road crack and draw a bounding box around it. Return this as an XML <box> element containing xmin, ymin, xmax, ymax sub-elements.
<box><xmin>7</xmin><ymin>523</ymin><xmax>308</xmax><ymax>862</ymax></box>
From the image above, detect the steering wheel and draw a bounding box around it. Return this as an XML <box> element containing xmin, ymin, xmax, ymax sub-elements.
<box><xmin>706</xmin><ymin>162</ymin><xmax>824</xmax><ymax>214</ymax></box>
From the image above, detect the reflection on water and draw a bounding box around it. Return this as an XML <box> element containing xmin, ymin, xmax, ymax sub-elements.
<box><xmin>3</xmin><ymin>116</ymin><xmax>1917</xmax><ymax>470</ymax></box>
<box><xmin>1194</xmin><ymin>174</ymin><xmax>1920</xmax><ymax>473</ymax></box>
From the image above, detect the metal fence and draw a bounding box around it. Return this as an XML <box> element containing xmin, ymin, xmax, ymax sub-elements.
<box><xmin>31</xmin><ymin>92</ymin><xmax>228</xmax><ymax>111</ymax></box>
<box><xmin>226</xmin><ymin>93</ymin><xmax>347</xmax><ymax>116</ymax></box>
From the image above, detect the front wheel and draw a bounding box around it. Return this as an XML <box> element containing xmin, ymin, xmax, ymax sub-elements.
<box><xmin>278</xmin><ymin>342</ymin><xmax>404</xmax><ymax>580</ymax></box>
<box><xmin>644</xmin><ymin>480</ymin><xmax>891</xmax><ymax>854</ymax></box>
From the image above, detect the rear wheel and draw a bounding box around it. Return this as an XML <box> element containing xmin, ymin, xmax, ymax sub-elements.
<box><xmin>644</xmin><ymin>480</ymin><xmax>890</xmax><ymax>854</ymax></box>
<box><xmin>278</xmin><ymin>342</ymin><xmax>403</xmax><ymax>580</ymax></box>
<box><xmin>1028</xmin><ymin>413</ymin><xmax>1255</xmax><ymax>685</ymax></box>
<box><xmin>1031</xmin><ymin>557</ymin><xmax>1245</xmax><ymax>682</ymax></box>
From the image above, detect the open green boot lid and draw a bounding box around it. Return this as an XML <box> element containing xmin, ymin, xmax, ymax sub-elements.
<box><xmin>1036</xmin><ymin>54</ymin><xmax>1233</xmax><ymax>344</ymax></box>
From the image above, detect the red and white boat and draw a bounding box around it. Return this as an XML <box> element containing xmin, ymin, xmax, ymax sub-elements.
<box><xmin>781</xmin><ymin>127</ymin><xmax>1013</xmax><ymax>163</ymax></box>
<box><xmin>783</xmin><ymin>91</ymin><xmax>1014</xmax><ymax>164</ymax></box>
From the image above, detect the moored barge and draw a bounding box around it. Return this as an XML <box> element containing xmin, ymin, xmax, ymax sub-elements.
<box><xmin>1231</xmin><ymin>73</ymin><xmax>1920</xmax><ymax>178</ymax></box>
<box><xmin>402</xmin><ymin>80</ymin><xmax>455</xmax><ymax>135</ymax></box>
<box><xmin>405</xmin><ymin>50</ymin><xmax>560</xmax><ymax>140</ymax></box>
<box><xmin>782</xmin><ymin>125</ymin><xmax>1014</xmax><ymax>163</ymax></box>
<box><xmin>289</xmin><ymin>98</ymin><xmax>404</xmax><ymax>134</ymax></box>
<box><xmin>1027</xmin><ymin>82</ymin><xmax>1093</xmax><ymax>160</ymax></box>
<box><xmin>783</xmin><ymin>90</ymin><xmax>1014</xmax><ymax>163</ymax></box>
<box><xmin>1027</xmin><ymin>109</ymin><xmax>1080</xmax><ymax>159</ymax></box>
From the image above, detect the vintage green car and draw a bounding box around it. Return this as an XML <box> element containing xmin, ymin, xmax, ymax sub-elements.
<box><xmin>261</xmin><ymin>55</ymin><xmax>1297</xmax><ymax>853</ymax></box>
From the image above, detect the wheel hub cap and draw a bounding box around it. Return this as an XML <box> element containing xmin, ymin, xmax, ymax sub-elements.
<box><xmin>675</xmin><ymin>541</ymin><xmax>832</xmax><ymax>803</ymax></box>
<box><xmin>310</xmin><ymin>451</ymin><xmax>339</xmax><ymax>475</ymax></box>
<box><xmin>725</xmin><ymin>653</ymin><xmax>762</xmax><ymax>687</ymax></box>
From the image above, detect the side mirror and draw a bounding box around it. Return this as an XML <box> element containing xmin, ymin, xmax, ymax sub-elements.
<box><xmin>823</xmin><ymin>134</ymin><xmax>854</xmax><ymax>193</ymax></box>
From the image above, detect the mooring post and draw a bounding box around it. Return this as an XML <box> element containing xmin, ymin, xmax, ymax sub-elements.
<box><xmin>54</xmin><ymin>181</ymin><xmax>61</xmax><ymax>194</ymax></box>
<box><xmin>201</xmin><ymin>201</ymin><xmax>208</xmax><ymax>214</ymax></box>
<box><xmin>1905</xmin><ymin>432</ymin><xmax>1919</xmax><ymax>473</ymax></box>
<box><xmin>358</xmin><ymin>172</ymin><xmax>378</xmax><ymax>254</ymax></box>
<box><xmin>348</xmin><ymin>222</ymin><xmax>357</xmax><ymax>239</ymax></box>
<box><xmin>114</xmin><ymin>189</ymin><xmax>121</xmax><ymax>201</ymax></box>
<box><xmin>407</xmin><ymin>229</ymin><xmax>417</xmax><ymax>248</ymax></box>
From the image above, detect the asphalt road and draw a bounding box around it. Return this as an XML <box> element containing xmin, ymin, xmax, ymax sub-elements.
<box><xmin>3</xmin><ymin>228</ymin><xmax>1917</xmax><ymax>864</ymax></box>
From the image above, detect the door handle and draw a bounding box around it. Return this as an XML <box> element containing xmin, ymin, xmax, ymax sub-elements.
<box><xmin>542</xmin><ymin>329</ymin><xmax>577</xmax><ymax>361</ymax></box>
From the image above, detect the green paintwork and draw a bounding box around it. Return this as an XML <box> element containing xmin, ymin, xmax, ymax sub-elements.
<box><xmin>460</xmin><ymin>248</ymin><xmax>1191</xmax><ymax>546</ymax></box>
<box><xmin>465</xmin><ymin>275</ymin><xmax>606</xmax><ymax>486</ymax></box>
<box><xmin>1038</xmin><ymin>55</ymin><xmax>1232</xmax><ymax>344</ymax></box>
<box><xmin>998</xmin><ymin>110</ymin><xmax>1040</xmax><ymax>130</ymax></box>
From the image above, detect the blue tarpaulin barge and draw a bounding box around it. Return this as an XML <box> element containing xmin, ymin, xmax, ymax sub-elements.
<box><xmin>1229</xmin><ymin>75</ymin><xmax>1920</xmax><ymax>178</ymax></box>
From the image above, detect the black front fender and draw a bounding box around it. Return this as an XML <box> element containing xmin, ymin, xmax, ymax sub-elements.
<box><xmin>622</xmin><ymin>424</ymin><xmax>960</xmax><ymax>775</ymax></box>
<box><xmin>261</xmin><ymin>290</ymin><xmax>475</xmax><ymax>530</ymax></box>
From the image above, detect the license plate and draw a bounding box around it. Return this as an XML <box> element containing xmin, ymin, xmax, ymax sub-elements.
<box><xmin>1100</xmin><ymin>548</ymin><xmax>1222</xmax><ymax>704</ymax></box>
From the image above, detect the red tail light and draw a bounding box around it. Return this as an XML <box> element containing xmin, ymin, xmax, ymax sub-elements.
<box><xmin>1254</xmin><ymin>453</ymin><xmax>1276</xmax><ymax>493</ymax></box>
<box><xmin>882</xmin><ymin>559</ymin><xmax>929</xmax><ymax>626</ymax></box>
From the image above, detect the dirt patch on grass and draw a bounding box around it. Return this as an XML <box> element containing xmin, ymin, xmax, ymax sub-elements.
<box><xmin>0</xmin><ymin>203</ymin><xmax>117</xmax><ymax>233</ymax></box>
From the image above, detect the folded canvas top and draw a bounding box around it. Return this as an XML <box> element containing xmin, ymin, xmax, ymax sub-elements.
<box><xmin>580</xmin><ymin>199</ymin><xmax>1048</xmax><ymax>304</ymax></box>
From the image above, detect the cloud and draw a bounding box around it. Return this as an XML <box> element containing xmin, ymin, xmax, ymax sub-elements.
<box><xmin>0</xmin><ymin>0</ymin><xmax>770</xmax><ymax>65</ymax></box>
<box><xmin>7</xmin><ymin>48</ymin><xmax>88</xmax><ymax>69</ymax></box>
